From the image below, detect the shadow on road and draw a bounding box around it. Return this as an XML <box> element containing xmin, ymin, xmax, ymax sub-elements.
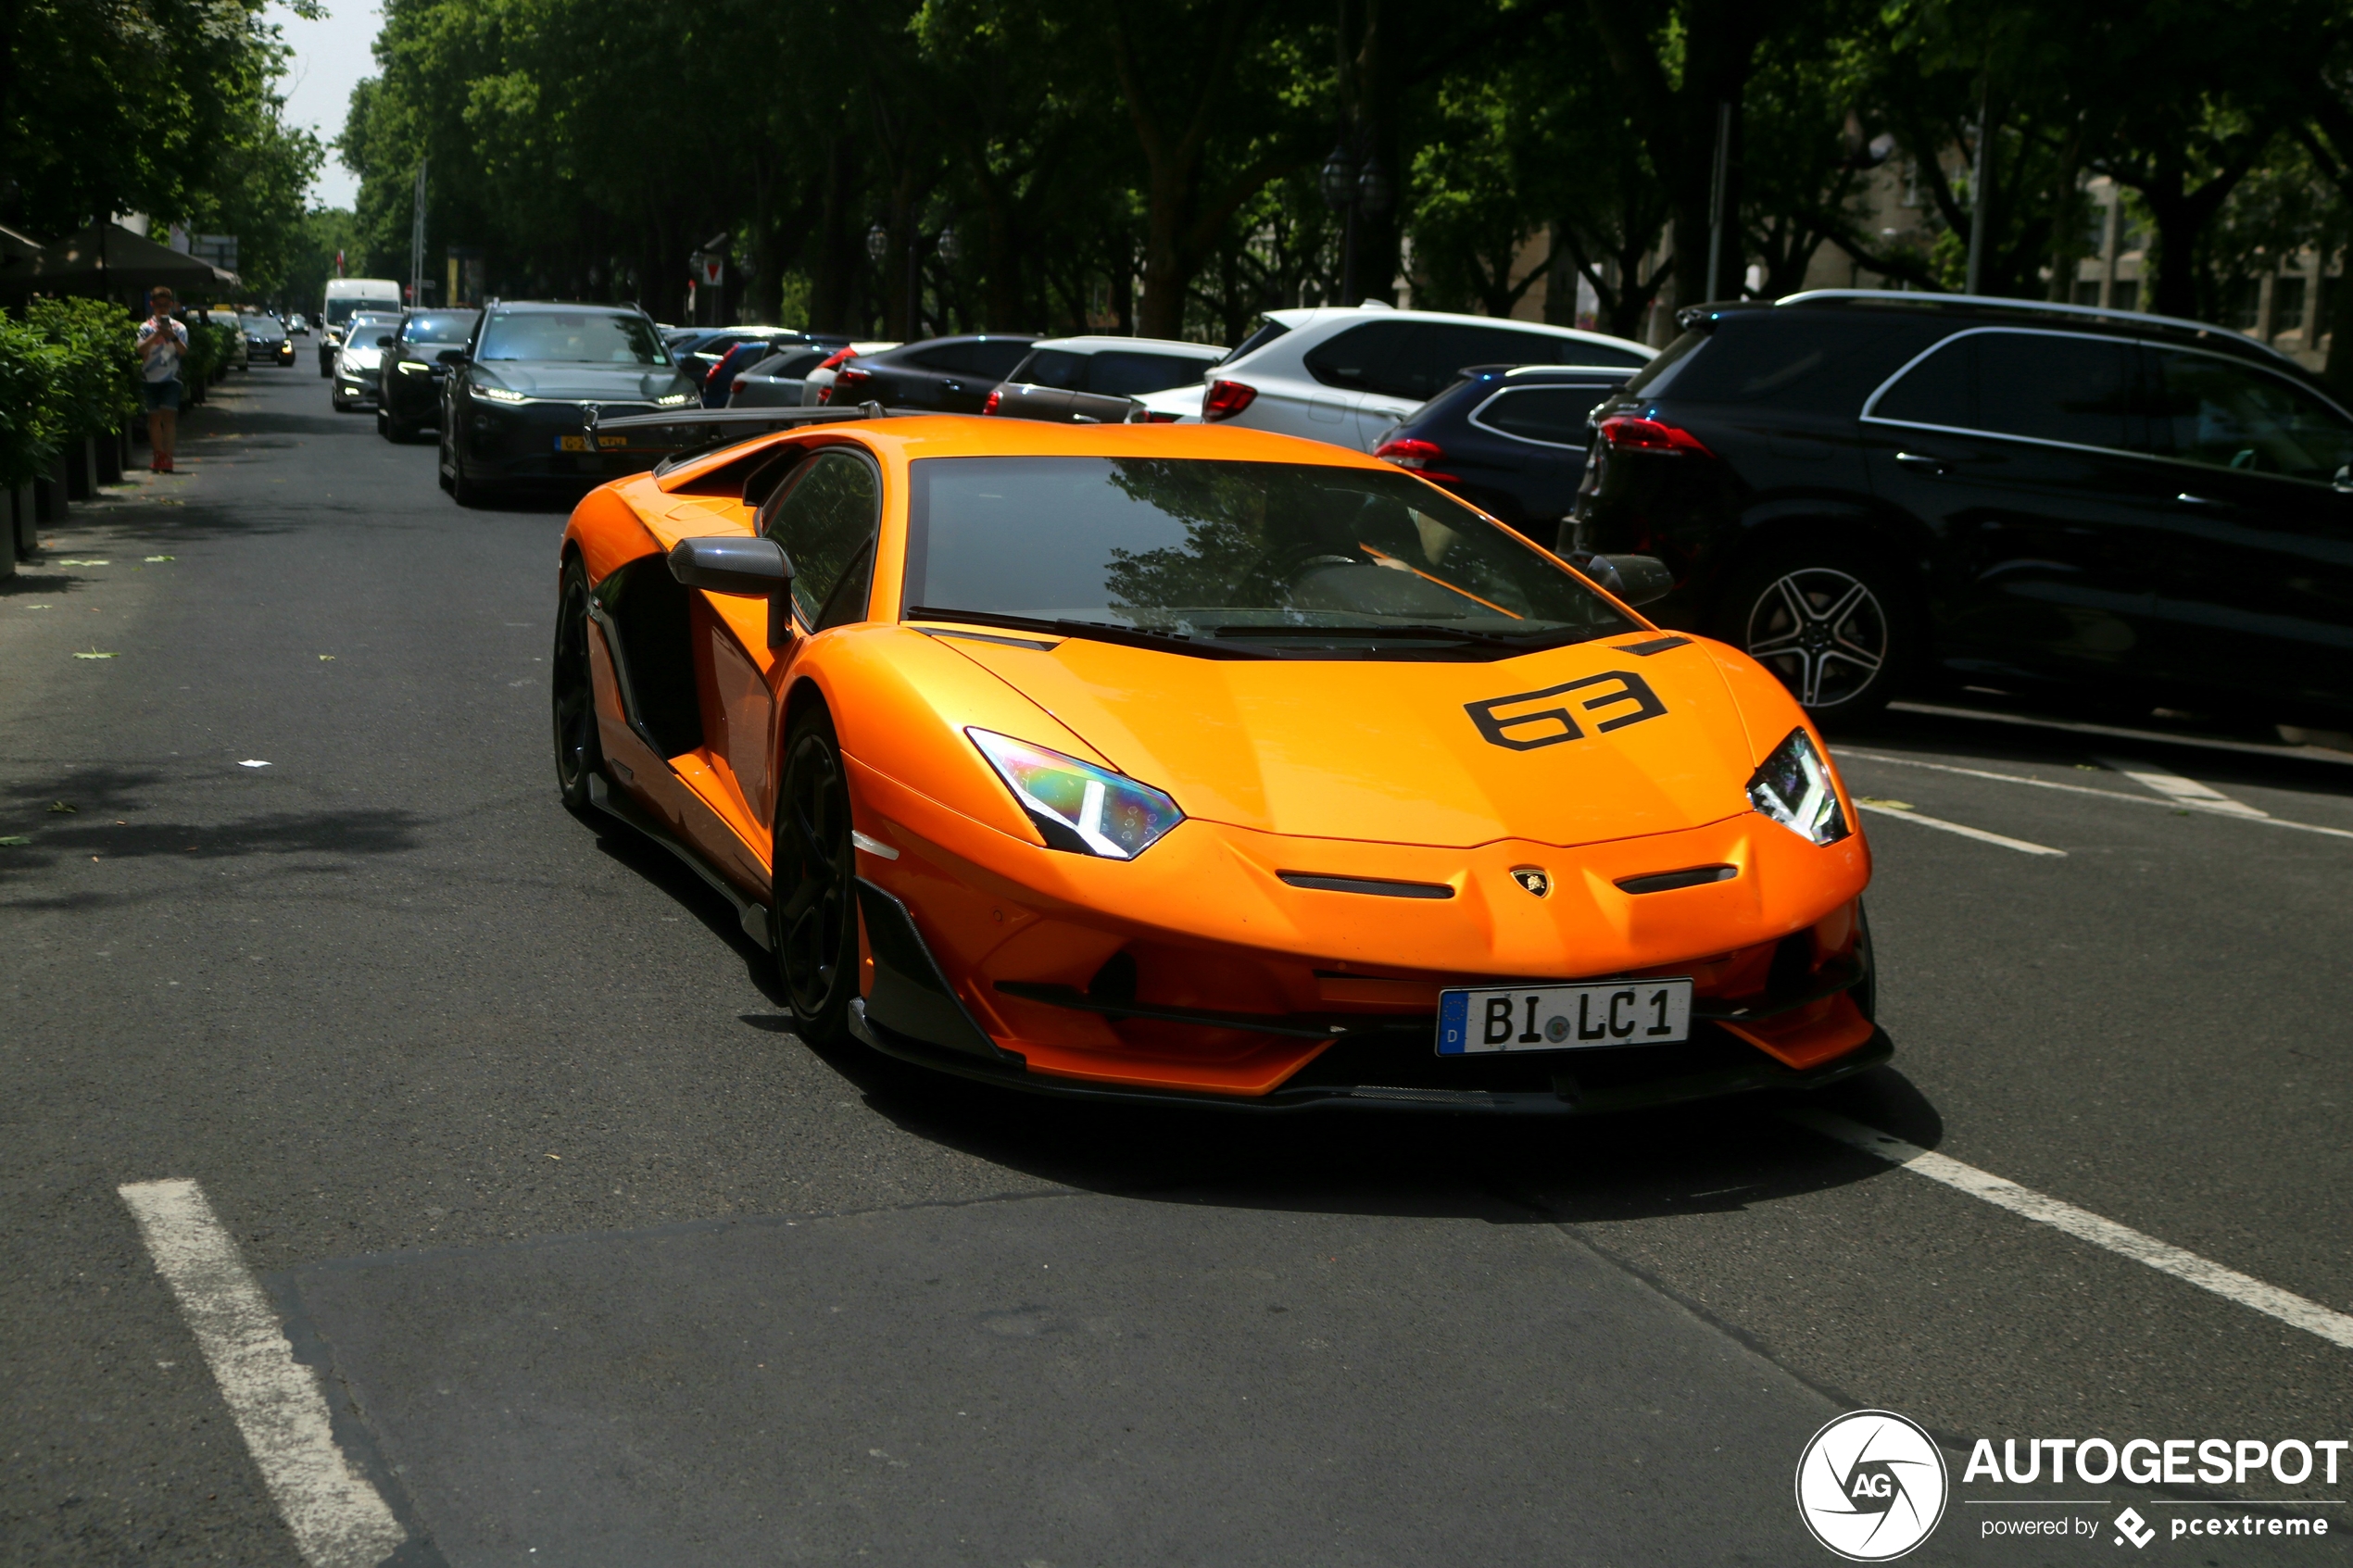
<box><xmin>0</xmin><ymin>764</ymin><xmax>430</xmax><ymax>901</ymax></box>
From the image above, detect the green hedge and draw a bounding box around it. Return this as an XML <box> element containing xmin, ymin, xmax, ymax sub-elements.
<box><xmin>0</xmin><ymin>298</ymin><xmax>148</xmax><ymax>488</ymax></box>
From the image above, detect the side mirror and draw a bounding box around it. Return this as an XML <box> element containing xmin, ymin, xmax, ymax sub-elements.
<box><xmin>667</xmin><ymin>535</ymin><xmax>797</xmax><ymax>648</ymax></box>
<box><xmin>1572</xmin><ymin>551</ymin><xmax>1675</xmax><ymax>608</ymax></box>
<box><xmin>436</xmin><ymin>348</ymin><xmax>467</xmax><ymax>367</ymax></box>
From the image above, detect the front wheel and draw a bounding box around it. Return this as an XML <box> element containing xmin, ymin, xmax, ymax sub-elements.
<box><xmin>552</xmin><ymin>555</ymin><xmax>604</xmax><ymax>819</ymax></box>
<box><xmin>771</xmin><ymin>708</ymin><xmax>860</xmax><ymax>1047</ymax></box>
<box><xmin>1713</xmin><ymin>546</ymin><xmax>1911</xmax><ymax>723</ymax></box>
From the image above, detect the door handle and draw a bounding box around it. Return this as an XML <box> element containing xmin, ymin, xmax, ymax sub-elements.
<box><xmin>1894</xmin><ymin>451</ymin><xmax>1949</xmax><ymax>473</ymax></box>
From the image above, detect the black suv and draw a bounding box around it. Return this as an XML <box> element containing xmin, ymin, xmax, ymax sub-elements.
<box><xmin>436</xmin><ymin>302</ymin><xmax>699</xmax><ymax>506</ymax></box>
<box><xmin>1572</xmin><ymin>293</ymin><xmax>2353</xmax><ymax>725</ymax></box>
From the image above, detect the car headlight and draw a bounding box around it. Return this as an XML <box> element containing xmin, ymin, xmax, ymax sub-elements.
<box><xmin>396</xmin><ymin>359</ymin><xmax>429</xmax><ymax>374</ymax></box>
<box><xmin>1746</xmin><ymin>727</ymin><xmax>1850</xmax><ymax>846</ymax></box>
<box><xmin>655</xmin><ymin>391</ymin><xmax>695</xmax><ymax>407</ymax></box>
<box><xmin>967</xmin><ymin>728</ymin><xmax>1183</xmax><ymax>859</ymax></box>
<box><xmin>472</xmin><ymin>384</ymin><xmax>528</xmax><ymax>403</ymax></box>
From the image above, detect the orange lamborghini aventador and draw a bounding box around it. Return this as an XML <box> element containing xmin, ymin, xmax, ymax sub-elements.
<box><xmin>553</xmin><ymin>408</ymin><xmax>1886</xmax><ymax>1112</ymax></box>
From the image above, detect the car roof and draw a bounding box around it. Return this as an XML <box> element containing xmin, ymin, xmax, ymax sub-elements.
<box><xmin>1252</xmin><ymin>304</ymin><xmax>1653</xmax><ymax>357</ymax></box>
<box><xmin>1027</xmin><ymin>335</ymin><xmax>1226</xmax><ymax>358</ymax></box>
<box><xmin>487</xmin><ymin>300</ymin><xmax>651</xmax><ymax>316</ymax></box>
<box><xmin>1727</xmin><ymin>291</ymin><xmax>2301</xmax><ymax>371</ymax></box>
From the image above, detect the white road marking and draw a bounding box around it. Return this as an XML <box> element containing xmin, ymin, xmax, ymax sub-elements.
<box><xmin>1836</xmin><ymin>749</ymin><xmax>2353</xmax><ymax>843</ymax></box>
<box><xmin>2092</xmin><ymin>755</ymin><xmax>2266</xmax><ymax>817</ymax></box>
<box><xmin>1855</xmin><ymin>800</ymin><xmax>2065</xmax><ymax>856</ymax></box>
<box><xmin>119</xmin><ymin>1179</ymin><xmax>407</xmax><ymax>1568</ymax></box>
<box><xmin>1785</xmin><ymin>1112</ymin><xmax>2353</xmax><ymax>1352</ymax></box>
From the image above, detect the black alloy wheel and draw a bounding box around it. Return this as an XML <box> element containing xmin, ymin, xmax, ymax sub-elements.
<box><xmin>1717</xmin><ymin>547</ymin><xmax>1906</xmax><ymax>722</ymax></box>
<box><xmin>772</xmin><ymin>708</ymin><xmax>860</xmax><ymax>1047</ymax></box>
<box><xmin>552</xmin><ymin>555</ymin><xmax>604</xmax><ymax>819</ymax></box>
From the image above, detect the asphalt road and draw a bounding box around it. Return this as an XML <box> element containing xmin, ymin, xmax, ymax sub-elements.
<box><xmin>4</xmin><ymin>366</ymin><xmax>2349</xmax><ymax>1567</ymax></box>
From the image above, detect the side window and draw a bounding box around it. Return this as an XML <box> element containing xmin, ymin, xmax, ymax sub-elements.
<box><xmin>1303</xmin><ymin>321</ymin><xmax>1414</xmax><ymax>393</ymax></box>
<box><xmin>970</xmin><ymin>339</ymin><xmax>1034</xmax><ymax>379</ymax></box>
<box><xmin>910</xmin><ymin>343</ymin><xmax>975</xmax><ymax>373</ymax></box>
<box><xmin>1871</xmin><ymin>338</ymin><xmax>1972</xmax><ymax>428</ymax></box>
<box><xmin>1970</xmin><ymin>332</ymin><xmax>2135</xmax><ymax>451</ymax></box>
<box><xmin>761</xmin><ymin>450</ymin><xmax>881</xmax><ymax>628</ymax></box>
<box><xmin>1087</xmin><ymin>351</ymin><xmax>1208</xmax><ymax>397</ymax></box>
<box><xmin>2146</xmin><ymin>348</ymin><xmax>2353</xmax><ymax>483</ymax></box>
<box><xmin>1472</xmin><ymin>387</ymin><xmax>1601</xmax><ymax>445</ymax></box>
<box><xmin>1020</xmin><ymin>349</ymin><xmax>1088</xmax><ymax>391</ymax></box>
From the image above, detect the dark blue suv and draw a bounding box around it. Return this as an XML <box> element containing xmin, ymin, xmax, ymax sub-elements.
<box><xmin>1373</xmin><ymin>365</ymin><xmax>1632</xmax><ymax>543</ymax></box>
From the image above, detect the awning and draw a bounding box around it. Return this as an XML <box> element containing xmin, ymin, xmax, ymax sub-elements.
<box><xmin>6</xmin><ymin>221</ymin><xmax>236</xmax><ymax>296</ymax></box>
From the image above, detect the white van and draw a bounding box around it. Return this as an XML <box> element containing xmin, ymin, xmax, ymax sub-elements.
<box><xmin>319</xmin><ymin>278</ymin><xmax>404</xmax><ymax>376</ymax></box>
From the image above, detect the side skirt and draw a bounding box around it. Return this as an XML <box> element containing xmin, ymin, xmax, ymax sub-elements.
<box><xmin>587</xmin><ymin>771</ymin><xmax>773</xmax><ymax>952</ymax></box>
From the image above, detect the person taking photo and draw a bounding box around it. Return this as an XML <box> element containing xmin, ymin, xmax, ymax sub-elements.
<box><xmin>136</xmin><ymin>287</ymin><xmax>190</xmax><ymax>472</ymax></box>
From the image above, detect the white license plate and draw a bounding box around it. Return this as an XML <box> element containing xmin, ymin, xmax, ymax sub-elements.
<box><xmin>1437</xmin><ymin>979</ymin><xmax>1693</xmax><ymax>1055</ymax></box>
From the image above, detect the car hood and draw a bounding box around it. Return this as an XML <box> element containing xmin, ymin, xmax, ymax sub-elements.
<box><xmin>474</xmin><ymin>363</ymin><xmax>697</xmax><ymax>402</ymax></box>
<box><xmin>940</xmin><ymin>632</ymin><xmax>1767</xmax><ymax>848</ymax></box>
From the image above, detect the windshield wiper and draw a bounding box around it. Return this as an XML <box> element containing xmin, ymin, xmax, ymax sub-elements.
<box><xmin>903</xmin><ymin>607</ymin><xmax>1274</xmax><ymax>660</ymax></box>
<box><xmin>1211</xmin><ymin>621</ymin><xmax>1579</xmax><ymax>653</ymax></box>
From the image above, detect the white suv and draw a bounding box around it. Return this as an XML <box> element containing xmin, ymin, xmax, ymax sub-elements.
<box><xmin>1143</xmin><ymin>304</ymin><xmax>1654</xmax><ymax>450</ymax></box>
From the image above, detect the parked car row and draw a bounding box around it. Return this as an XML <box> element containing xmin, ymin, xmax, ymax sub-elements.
<box><xmin>347</xmin><ymin>285</ymin><xmax>2353</xmax><ymax>734</ymax></box>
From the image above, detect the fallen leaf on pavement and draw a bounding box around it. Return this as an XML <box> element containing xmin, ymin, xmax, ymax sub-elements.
<box><xmin>46</xmin><ymin>801</ymin><xmax>76</xmax><ymax>813</ymax></box>
<box><xmin>56</xmin><ymin>558</ymin><xmax>110</xmax><ymax>566</ymax></box>
<box><xmin>1858</xmin><ymin>797</ymin><xmax>1913</xmax><ymax>810</ymax></box>
<box><xmin>318</xmin><ymin>654</ymin><xmax>334</xmax><ymax>660</ymax></box>
<box><xmin>74</xmin><ymin>650</ymin><xmax>119</xmax><ymax>659</ymax></box>
<box><xmin>0</xmin><ymin>836</ymin><xmax>29</xmax><ymax>847</ymax></box>
<box><xmin>237</xmin><ymin>759</ymin><xmax>271</xmax><ymax>769</ymax></box>
<box><xmin>145</xmin><ymin>555</ymin><xmax>175</xmax><ymax>562</ymax></box>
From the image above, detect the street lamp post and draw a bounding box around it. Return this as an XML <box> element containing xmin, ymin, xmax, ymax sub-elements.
<box><xmin>1318</xmin><ymin>136</ymin><xmax>1391</xmax><ymax>307</ymax></box>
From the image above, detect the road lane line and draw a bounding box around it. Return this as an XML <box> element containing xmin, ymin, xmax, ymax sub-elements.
<box><xmin>2091</xmin><ymin>754</ymin><xmax>2267</xmax><ymax>817</ymax></box>
<box><xmin>1854</xmin><ymin>800</ymin><xmax>2065</xmax><ymax>856</ymax></box>
<box><xmin>119</xmin><ymin>1179</ymin><xmax>407</xmax><ymax>1568</ymax></box>
<box><xmin>1836</xmin><ymin>749</ymin><xmax>2353</xmax><ymax>842</ymax></box>
<box><xmin>1784</xmin><ymin>1112</ymin><xmax>2353</xmax><ymax>1352</ymax></box>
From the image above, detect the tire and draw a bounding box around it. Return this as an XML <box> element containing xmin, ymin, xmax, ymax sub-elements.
<box><xmin>375</xmin><ymin>409</ymin><xmax>389</xmax><ymax>438</ymax></box>
<box><xmin>384</xmin><ymin>409</ymin><xmax>414</xmax><ymax>444</ymax></box>
<box><xmin>771</xmin><ymin>706</ymin><xmax>860</xmax><ymax>1047</ymax></box>
<box><xmin>1712</xmin><ymin>544</ymin><xmax>1911</xmax><ymax>723</ymax></box>
<box><xmin>552</xmin><ymin>555</ymin><xmax>604</xmax><ymax>820</ymax></box>
<box><xmin>437</xmin><ymin>424</ymin><xmax>456</xmax><ymax>491</ymax></box>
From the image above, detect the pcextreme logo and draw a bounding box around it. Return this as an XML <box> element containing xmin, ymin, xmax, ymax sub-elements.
<box><xmin>1797</xmin><ymin>1410</ymin><xmax>1951</xmax><ymax>1561</ymax></box>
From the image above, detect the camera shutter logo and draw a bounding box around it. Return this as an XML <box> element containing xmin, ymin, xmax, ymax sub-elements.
<box><xmin>1795</xmin><ymin>1410</ymin><xmax>1948</xmax><ymax>1561</ymax></box>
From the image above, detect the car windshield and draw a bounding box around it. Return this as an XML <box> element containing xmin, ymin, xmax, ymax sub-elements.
<box><xmin>903</xmin><ymin>457</ymin><xmax>1638</xmax><ymax>657</ymax></box>
<box><xmin>400</xmin><ymin>310</ymin><xmax>478</xmax><ymax>346</ymax></box>
<box><xmin>477</xmin><ymin>311</ymin><xmax>667</xmax><ymax>364</ymax></box>
<box><xmin>345</xmin><ymin>318</ymin><xmax>398</xmax><ymax>345</ymax></box>
<box><xmin>325</xmin><ymin>297</ymin><xmax>395</xmax><ymax>327</ymax></box>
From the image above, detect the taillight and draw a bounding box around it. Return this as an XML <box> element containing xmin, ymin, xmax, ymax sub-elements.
<box><xmin>818</xmin><ymin>347</ymin><xmax>858</xmax><ymax>371</ymax></box>
<box><xmin>1597</xmin><ymin>415</ymin><xmax>1713</xmax><ymax>456</ymax></box>
<box><xmin>703</xmin><ymin>359</ymin><xmax>724</xmax><ymax>385</ymax></box>
<box><xmin>837</xmin><ymin>366</ymin><xmax>872</xmax><ymax>388</ymax></box>
<box><xmin>1202</xmin><ymin>379</ymin><xmax>1257</xmax><ymax>420</ymax></box>
<box><xmin>730</xmin><ymin>377</ymin><xmax>747</xmax><ymax>394</ymax></box>
<box><xmin>982</xmin><ymin>388</ymin><xmax>1002</xmax><ymax>415</ymax></box>
<box><xmin>1374</xmin><ymin>436</ymin><xmax>1456</xmax><ymax>482</ymax></box>
<box><xmin>1137</xmin><ymin>410</ymin><xmax>1178</xmax><ymax>423</ymax></box>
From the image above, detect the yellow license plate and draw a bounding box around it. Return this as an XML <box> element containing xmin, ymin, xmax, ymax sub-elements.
<box><xmin>555</xmin><ymin>434</ymin><xmax>631</xmax><ymax>452</ymax></box>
